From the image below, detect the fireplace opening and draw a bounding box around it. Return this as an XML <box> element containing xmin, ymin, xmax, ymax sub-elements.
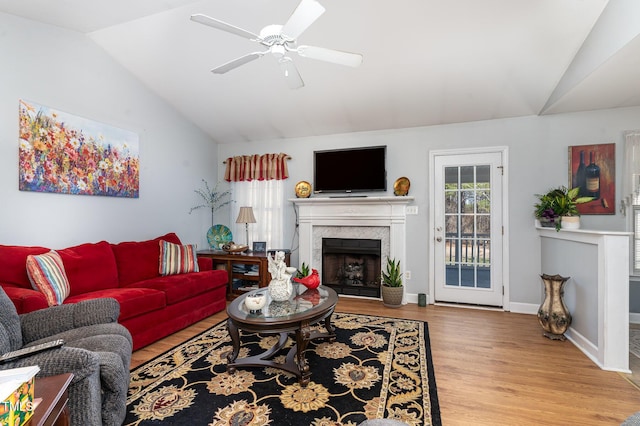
<box><xmin>321</xmin><ymin>238</ymin><xmax>382</xmax><ymax>298</ymax></box>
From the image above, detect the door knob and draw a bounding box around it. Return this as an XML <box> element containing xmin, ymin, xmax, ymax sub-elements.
<box><xmin>436</xmin><ymin>237</ymin><xmax>442</xmax><ymax>242</ymax></box>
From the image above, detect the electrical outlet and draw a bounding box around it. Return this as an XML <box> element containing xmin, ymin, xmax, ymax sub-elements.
<box><xmin>405</xmin><ymin>270</ymin><xmax>412</xmax><ymax>280</ymax></box>
<box><xmin>406</xmin><ymin>206</ymin><xmax>418</xmax><ymax>215</ymax></box>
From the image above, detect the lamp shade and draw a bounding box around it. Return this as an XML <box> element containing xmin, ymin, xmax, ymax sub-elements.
<box><xmin>236</xmin><ymin>207</ymin><xmax>256</xmax><ymax>224</ymax></box>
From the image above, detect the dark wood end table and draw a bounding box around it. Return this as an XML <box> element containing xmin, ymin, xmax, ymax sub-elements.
<box><xmin>197</xmin><ymin>250</ymin><xmax>291</xmax><ymax>300</ymax></box>
<box><xmin>225</xmin><ymin>284</ymin><xmax>338</xmax><ymax>387</ymax></box>
<box><xmin>30</xmin><ymin>373</ymin><xmax>73</xmax><ymax>426</ymax></box>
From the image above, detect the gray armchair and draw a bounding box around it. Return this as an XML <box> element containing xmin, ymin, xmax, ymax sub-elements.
<box><xmin>0</xmin><ymin>287</ymin><xmax>132</xmax><ymax>426</ymax></box>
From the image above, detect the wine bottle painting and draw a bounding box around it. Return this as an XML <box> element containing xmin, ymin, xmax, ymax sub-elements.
<box><xmin>568</xmin><ymin>143</ymin><xmax>615</xmax><ymax>215</ymax></box>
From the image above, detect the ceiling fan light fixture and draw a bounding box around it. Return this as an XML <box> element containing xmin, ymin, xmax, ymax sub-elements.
<box><xmin>191</xmin><ymin>0</ymin><xmax>362</xmax><ymax>87</ymax></box>
<box><xmin>271</xmin><ymin>45</ymin><xmax>286</xmax><ymax>58</ymax></box>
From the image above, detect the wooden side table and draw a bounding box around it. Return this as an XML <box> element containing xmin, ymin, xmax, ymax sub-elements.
<box><xmin>197</xmin><ymin>250</ymin><xmax>290</xmax><ymax>299</ymax></box>
<box><xmin>30</xmin><ymin>373</ymin><xmax>73</xmax><ymax>426</ymax></box>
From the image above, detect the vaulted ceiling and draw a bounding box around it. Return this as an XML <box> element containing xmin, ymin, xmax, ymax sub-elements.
<box><xmin>2</xmin><ymin>0</ymin><xmax>639</xmax><ymax>144</ymax></box>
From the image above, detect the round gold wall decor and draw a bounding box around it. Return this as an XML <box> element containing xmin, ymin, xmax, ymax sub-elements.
<box><xmin>295</xmin><ymin>181</ymin><xmax>312</xmax><ymax>198</ymax></box>
<box><xmin>393</xmin><ymin>177</ymin><xmax>410</xmax><ymax>196</ymax></box>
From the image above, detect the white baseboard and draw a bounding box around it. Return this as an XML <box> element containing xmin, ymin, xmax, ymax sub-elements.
<box><xmin>508</xmin><ymin>302</ymin><xmax>538</xmax><ymax>315</ymax></box>
<box><xmin>630</xmin><ymin>312</ymin><xmax>640</xmax><ymax>324</ymax></box>
<box><xmin>565</xmin><ymin>327</ymin><xmax>631</xmax><ymax>373</ymax></box>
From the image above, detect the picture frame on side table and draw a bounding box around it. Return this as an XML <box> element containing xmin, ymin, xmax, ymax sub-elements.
<box><xmin>568</xmin><ymin>143</ymin><xmax>615</xmax><ymax>215</ymax></box>
<box><xmin>253</xmin><ymin>241</ymin><xmax>266</xmax><ymax>253</ymax></box>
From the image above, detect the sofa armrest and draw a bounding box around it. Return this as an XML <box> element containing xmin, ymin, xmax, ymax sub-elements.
<box><xmin>197</xmin><ymin>256</ymin><xmax>213</xmax><ymax>270</ymax></box>
<box><xmin>20</xmin><ymin>298</ymin><xmax>120</xmax><ymax>344</ymax></box>
<box><xmin>0</xmin><ymin>286</ymin><xmax>48</xmax><ymax>314</ymax></box>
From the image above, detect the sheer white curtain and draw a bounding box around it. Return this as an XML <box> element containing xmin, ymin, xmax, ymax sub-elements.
<box><xmin>231</xmin><ymin>180</ymin><xmax>284</xmax><ymax>250</ymax></box>
<box><xmin>224</xmin><ymin>153</ymin><xmax>290</xmax><ymax>251</ymax></box>
<box><xmin>623</xmin><ymin>130</ymin><xmax>640</xmax><ymax>207</ymax></box>
<box><xmin>623</xmin><ymin>131</ymin><xmax>640</xmax><ymax>275</ymax></box>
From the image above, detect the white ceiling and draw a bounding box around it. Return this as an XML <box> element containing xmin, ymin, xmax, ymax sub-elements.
<box><xmin>2</xmin><ymin>0</ymin><xmax>639</xmax><ymax>144</ymax></box>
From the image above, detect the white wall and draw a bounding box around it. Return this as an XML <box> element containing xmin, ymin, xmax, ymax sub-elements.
<box><xmin>219</xmin><ymin>107</ymin><xmax>639</xmax><ymax>307</ymax></box>
<box><xmin>0</xmin><ymin>12</ymin><xmax>219</xmax><ymax>249</ymax></box>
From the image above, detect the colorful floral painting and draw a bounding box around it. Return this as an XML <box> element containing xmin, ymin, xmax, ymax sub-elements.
<box><xmin>18</xmin><ymin>100</ymin><xmax>139</xmax><ymax>198</ymax></box>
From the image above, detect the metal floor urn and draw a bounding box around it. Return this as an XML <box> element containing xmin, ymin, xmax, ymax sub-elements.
<box><xmin>537</xmin><ymin>274</ymin><xmax>572</xmax><ymax>341</ymax></box>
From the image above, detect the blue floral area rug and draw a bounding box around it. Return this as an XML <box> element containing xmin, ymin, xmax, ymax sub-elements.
<box><xmin>125</xmin><ymin>313</ymin><xmax>441</xmax><ymax>425</ymax></box>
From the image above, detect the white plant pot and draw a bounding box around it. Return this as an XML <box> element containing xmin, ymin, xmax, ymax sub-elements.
<box><xmin>561</xmin><ymin>216</ymin><xmax>580</xmax><ymax>230</ymax></box>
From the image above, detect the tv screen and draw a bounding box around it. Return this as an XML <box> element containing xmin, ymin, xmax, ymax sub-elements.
<box><xmin>314</xmin><ymin>146</ymin><xmax>387</xmax><ymax>194</ymax></box>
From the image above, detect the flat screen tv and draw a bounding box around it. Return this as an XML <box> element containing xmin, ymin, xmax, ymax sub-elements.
<box><xmin>313</xmin><ymin>146</ymin><xmax>387</xmax><ymax>194</ymax></box>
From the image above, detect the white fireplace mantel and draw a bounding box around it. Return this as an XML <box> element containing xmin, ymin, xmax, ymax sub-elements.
<box><xmin>291</xmin><ymin>196</ymin><xmax>414</xmax><ymax>299</ymax></box>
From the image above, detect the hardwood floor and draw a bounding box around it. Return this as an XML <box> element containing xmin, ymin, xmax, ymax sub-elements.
<box><xmin>130</xmin><ymin>298</ymin><xmax>640</xmax><ymax>425</ymax></box>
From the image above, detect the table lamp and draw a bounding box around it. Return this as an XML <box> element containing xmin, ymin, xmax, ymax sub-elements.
<box><xmin>236</xmin><ymin>206</ymin><xmax>256</xmax><ymax>249</ymax></box>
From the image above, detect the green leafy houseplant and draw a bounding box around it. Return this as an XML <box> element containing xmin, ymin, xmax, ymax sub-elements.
<box><xmin>189</xmin><ymin>179</ymin><xmax>233</xmax><ymax>228</ymax></box>
<box><xmin>534</xmin><ymin>186</ymin><xmax>593</xmax><ymax>231</ymax></box>
<box><xmin>381</xmin><ymin>258</ymin><xmax>403</xmax><ymax>288</ymax></box>
<box><xmin>296</xmin><ymin>262</ymin><xmax>310</xmax><ymax>279</ymax></box>
<box><xmin>381</xmin><ymin>258</ymin><xmax>403</xmax><ymax>307</ymax></box>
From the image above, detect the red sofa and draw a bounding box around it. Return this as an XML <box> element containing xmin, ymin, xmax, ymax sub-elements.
<box><xmin>0</xmin><ymin>233</ymin><xmax>228</xmax><ymax>350</ymax></box>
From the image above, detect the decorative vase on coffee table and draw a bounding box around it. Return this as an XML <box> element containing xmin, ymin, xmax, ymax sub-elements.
<box><xmin>269</xmin><ymin>277</ymin><xmax>293</xmax><ymax>301</ymax></box>
<box><xmin>537</xmin><ymin>274</ymin><xmax>572</xmax><ymax>340</ymax></box>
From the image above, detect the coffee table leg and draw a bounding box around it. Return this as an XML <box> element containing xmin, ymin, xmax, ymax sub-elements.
<box><xmin>293</xmin><ymin>325</ymin><xmax>311</xmax><ymax>387</ymax></box>
<box><xmin>323</xmin><ymin>314</ymin><xmax>336</xmax><ymax>341</ymax></box>
<box><xmin>226</xmin><ymin>318</ymin><xmax>240</xmax><ymax>374</ymax></box>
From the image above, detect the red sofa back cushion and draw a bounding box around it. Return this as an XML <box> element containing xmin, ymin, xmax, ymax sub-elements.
<box><xmin>0</xmin><ymin>245</ymin><xmax>49</xmax><ymax>288</ymax></box>
<box><xmin>58</xmin><ymin>241</ymin><xmax>119</xmax><ymax>296</ymax></box>
<box><xmin>111</xmin><ymin>233</ymin><xmax>182</xmax><ymax>286</ymax></box>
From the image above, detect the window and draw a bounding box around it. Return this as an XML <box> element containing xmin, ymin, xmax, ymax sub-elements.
<box><xmin>623</xmin><ymin>130</ymin><xmax>640</xmax><ymax>276</ymax></box>
<box><xmin>231</xmin><ymin>180</ymin><xmax>284</xmax><ymax>250</ymax></box>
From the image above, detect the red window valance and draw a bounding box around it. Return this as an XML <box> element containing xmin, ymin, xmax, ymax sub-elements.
<box><xmin>224</xmin><ymin>153</ymin><xmax>290</xmax><ymax>182</ymax></box>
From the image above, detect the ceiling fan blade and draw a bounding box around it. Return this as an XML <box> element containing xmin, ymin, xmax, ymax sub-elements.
<box><xmin>212</xmin><ymin>52</ymin><xmax>264</xmax><ymax>74</ymax></box>
<box><xmin>281</xmin><ymin>0</ymin><xmax>325</xmax><ymax>40</ymax></box>
<box><xmin>297</xmin><ymin>45</ymin><xmax>363</xmax><ymax>67</ymax></box>
<box><xmin>279</xmin><ymin>57</ymin><xmax>304</xmax><ymax>89</ymax></box>
<box><xmin>190</xmin><ymin>14</ymin><xmax>259</xmax><ymax>40</ymax></box>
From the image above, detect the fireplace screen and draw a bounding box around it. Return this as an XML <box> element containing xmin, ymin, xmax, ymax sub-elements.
<box><xmin>322</xmin><ymin>238</ymin><xmax>382</xmax><ymax>298</ymax></box>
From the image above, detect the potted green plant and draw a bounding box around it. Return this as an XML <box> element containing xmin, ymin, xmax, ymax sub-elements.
<box><xmin>381</xmin><ymin>257</ymin><xmax>403</xmax><ymax>308</ymax></box>
<box><xmin>295</xmin><ymin>262</ymin><xmax>310</xmax><ymax>279</ymax></box>
<box><xmin>534</xmin><ymin>186</ymin><xmax>593</xmax><ymax>231</ymax></box>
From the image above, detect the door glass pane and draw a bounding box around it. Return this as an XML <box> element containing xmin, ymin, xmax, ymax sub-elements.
<box><xmin>445</xmin><ymin>215</ymin><xmax>457</xmax><ymax>234</ymax></box>
<box><xmin>445</xmin><ymin>191</ymin><xmax>458</xmax><ymax>213</ymax></box>
<box><xmin>461</xmin><ymin>191</ymin><xmax>475</xmax><ymax>213</ymax></box>
<box><xmin>445</xmin><ymin>167</ymin><xmax>458</xmax><ymax>186</ymax></box>
<box><xmin>460</xmin><ymin>166</ymin><xmax>474</xmax><ymax>185</ymax></box>
<box><xmin>477</xmin><ymin>190</ymin><xmax>491</xmax><ymax>213</ymax></box>
<box><xmin>444</xmin><ymin>164</ymin><xmax>492</xmax><ymax>289</ymax></box>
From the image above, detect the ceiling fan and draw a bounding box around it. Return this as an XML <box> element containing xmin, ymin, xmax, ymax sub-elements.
<box><xmin>190</xmin><ymin>0</ymin><xmax>363</xmax><ymax>89</ymax></box>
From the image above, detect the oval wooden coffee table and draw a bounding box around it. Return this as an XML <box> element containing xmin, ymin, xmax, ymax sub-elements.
<box><xmin>226</xmin><ymin>284</ymin><xmax>338</xmax><ymax>387</ymax></box>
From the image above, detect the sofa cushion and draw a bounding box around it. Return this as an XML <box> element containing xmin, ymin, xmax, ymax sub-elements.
<box><xmin>58</xmin><ymin>241</ymin><xmax>119</xmax><ymax>296</ymax></box>
<box><xmin>26</xmin><ymin>250</ymin><xmax>70</xmax><ymax>306</ymax></box>
<box><xmin>111</xmin><ymin>233</ymin><xmax>182</xmax><ymax>286</ymax></box>
<box><xmin>125</xmin><ymin>269</ymin><xmax>227</xmax><ymax>305</ymax></box>
<box><xmin>0</xmin><ymin>244</ymin><xmax>49</xmax><ymax>288</ymax></box>
<box><xmin>159</xmin><ymin>240</ymin><xmax>199</xmax><ymax>276</ymax></box>
<box><xmin>64</xmin><ymin>287</ymin><xmax>166</xmax><ymax>321</ymax></box>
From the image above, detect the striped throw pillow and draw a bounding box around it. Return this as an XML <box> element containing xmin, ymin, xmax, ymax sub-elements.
<box><xmin>159</xmin><ymin>240</ymin><xmax>199</xmax><ymax>276</ymax></box>
<box><xmin>26</xmin><ymin>250</ymin><xmax>70</xmax><ymax>306</ymax></box>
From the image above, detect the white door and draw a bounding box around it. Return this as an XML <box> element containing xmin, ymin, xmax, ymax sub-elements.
<box><xmin>432</xmin><ymin>150</ymin><xmax>504</xmax><ymax>307</ymax></box>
